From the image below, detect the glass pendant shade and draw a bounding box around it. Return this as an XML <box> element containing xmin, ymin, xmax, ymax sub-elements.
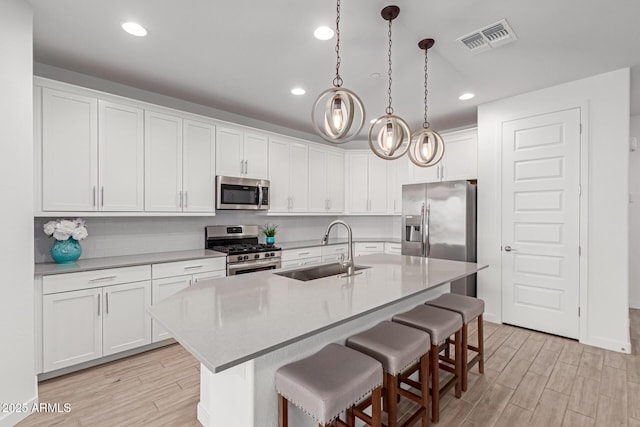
<box><xmin>369</xmin><ymin>114</ymin><xmax>410</xmax><ymax>160</ymax></box>
<box><xmin>409</xmin><ymin>127</ymin><xmax>445</xmax><ymax>167</ymax></box>
<box><xmin>312</xmin><ymin>87</ymin><xmax>365</xmax><ymax>143</ymax></box>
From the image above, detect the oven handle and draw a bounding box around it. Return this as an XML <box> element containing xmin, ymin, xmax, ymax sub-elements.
<box><xmin>228</xmin><ymin>259</ymin><xmax>281</xmax><ymax>275</ymax></box>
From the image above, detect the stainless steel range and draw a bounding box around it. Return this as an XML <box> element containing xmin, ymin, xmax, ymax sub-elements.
<box><xmin>205</xmin><ymin>225</ymin><xmax>281</xmax><ymax>276</ymax></box>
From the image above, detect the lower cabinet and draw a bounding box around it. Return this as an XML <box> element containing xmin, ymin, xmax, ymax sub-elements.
<box><xmin>321</xmin><ymin>244</ymin><xmax>349</xmax><ymax>262</ymax></box>
<box><xmin>42</xmin><ymin>280</ymin><xmax>151</xmax><ymax>373</ymax></box>
<box><xmin>384</xmin><ymin>242</ymin><xmax>402</xmax><ymax>254</ymax></box>
<box><xmin>354</xmin><ymin>242</ymin><xmax>385</xmax><ymax>257</ymax></box>
<box><xmin>281</xmin><ymin>247</ymin><xmax>322</xmax><ymax>268</ymax></box>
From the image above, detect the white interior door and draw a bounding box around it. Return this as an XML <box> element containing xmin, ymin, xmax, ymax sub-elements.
<box><xmin>501</xmin><ymin>108</ymin><xmax>581</xmax><ymax>339</ymax></box>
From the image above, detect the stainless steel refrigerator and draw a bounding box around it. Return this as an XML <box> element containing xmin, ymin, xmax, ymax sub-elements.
<box><xmin>401</xmin><ymin>180</ymin><xmax>477</xmax><ymax>296</ymax></box>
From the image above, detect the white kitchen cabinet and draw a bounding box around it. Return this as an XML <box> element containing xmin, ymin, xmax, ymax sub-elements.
<box><xmin>215</xmin><ymin>126</ymin><xmax>268</xmax><ymax>179</ymax></box>
<box><xmin>41</xmin><ymin>89</ymin><xmax>145</xmax><ymax>212</ymax></box>
<box><xmin>354</xmin><ymin>242</ymin><xmax>385</xmax><ymax>257</ymax></box>
<box><xmin>42</xmin><ymin>278</ymin><xmax>152</xmax><ymax>372</ymax></box>
<box><xmin>347</xmin><ymin>153</ymin><xmax>387</xmax><ymax>214</ymax></box>
<box><xmin>183</xmin><ymin>119</ymin><xmax>216</xmax><ymax>212</ymax></box>
<box><xmin>269</xmin><ymin>137</ymin><xmax>309</xmax><ymax>212</ymax></box>
<box><xmin>41</xmin><ymin>88</ymin><xmax>98</xmax><ymax>211</ymax></box>
<box><xmin>321</xmin><ymin>244</ymin><xmax>349</xmax><ymax>262</ymax></box>
<box><xmin>151</xmin><ymin>257</ymin><xmax>225</xmax><ymax>342</ymax></box>
<box><xmin>384</xmin><ymin>242</ymin><xmax>402</xmax><ymax>254</ymax></box>
<box><xmin>309</xmin><ymin>147</ymin><xmax>345</xmax><ymax>213</ymax></box>
<box><xmin>411</xmin><ymin>128</ymin><xmax>477</xmax><ymax>183</ymax></box>
<box><xmin>387</xmin><ymin>156</ymin><xmax>411</xmax><ymax>214</ymax></box>
<box><xmin>145</xmin><ymin>110</ymin><xmax>183</xmax><ymax>212</ymax></box>
<box><xmin>281</xmin><ymin>247</ymin><xmax>322</xmax><ymax>268</ymax></box>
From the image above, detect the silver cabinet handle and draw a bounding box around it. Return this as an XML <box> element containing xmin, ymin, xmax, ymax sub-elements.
<box><xmin>441</xmin><ymin>164</ymin><xmax>444</xmax><ymax>180</ymax></box>
<box><xmin>89</xmin><ymin>275</ymin><xmax>116</xmax><ymax>282</ymax></box>
<box><xmin>101</xmin><ymin>187</ymin><xmax>104</xmax><ymax>207</ymax></box>
<box><xmin>97</xmin><ymin>293</ymin><xmax>101</xmax><ymax>316</ymax></box>
<box><xmin>184</xmin><ymin>191</ymin><xmax>188</xmax><ymax>209</ymax></box>
<box><xmin>245</xmin><ymin>160</ymin><xmax>248</xmax><ymax>175</ymax></box>
<box><xmin>178</xmin><ymin>190</ymin><xmax>183</xmax><ymax>208</ymax></box>
<box><xmin>504</xmin><ymin>245</ymin><xmax>516</xmax><ymax>252</ymax></box>
<box><xmin>328</xmin><ymin>199</ymin><xmax>331</xmax><ymax>210</ymax></box>
<box><xmin>105</xmin><ymin>292</ymin><xmax>109</xmax><ymax>314</ymax></box>
<box><xmin>298</xmin><ymin>251</ymin><xmax>310</xmax><ymax>256</ymax></box>
<box><xmin>93</xmin><ymin>186</ymin><xmax>97</xmax><ymax>207</ymax></box>
<box><xmin>184</xmin><ymin>265</ymin><xmax>204</xmax><ymax>270</ymax></box>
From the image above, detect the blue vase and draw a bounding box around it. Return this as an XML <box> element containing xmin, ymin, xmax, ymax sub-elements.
<box><xmin>50</xmin><ymin>238</ymin><xmax>82</xmax><ymax>264</ymax></box>
<box><xmin>266</xmin><ymin>236</ymin><xmax>275</xmax><ymax>246</ymax></box>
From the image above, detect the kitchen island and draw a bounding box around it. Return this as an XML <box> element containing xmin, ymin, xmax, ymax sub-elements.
<box><xmin>148</xmin><ymin>254</ymin><xmax>487</xmax><ymax>427</ymax></box>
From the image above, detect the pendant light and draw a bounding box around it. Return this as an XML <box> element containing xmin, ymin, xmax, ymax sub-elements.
<box><xmin>368</xmin><ymin>5</ymin><xmax>410</xmax><ymax>160</ymax></box>
<box><xmin>311</xmin><ymin>0</ymin><xmax>365</xmax><ymax>144</ymax></box>
<box><xmin>409</xmin><ymin>38</ymin><xmax>445</xmax><ymax>167</ymax></box>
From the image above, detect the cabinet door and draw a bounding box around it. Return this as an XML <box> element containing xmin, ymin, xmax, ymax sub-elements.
<box><xmin>326</xmin><ymin>151</ymin><xmax>345</xmax><ymax>213</ymax></box>
<box><xmin>145</xmin><ymin>111</ymin><xmax>183</xmax><ymax>211</ymax></box>
<box><xmin>289</xmin><ymin>143</ymin><xmax>309</xmax><ymax>212</ymax></box>
<box><xmin>98</xmin><ymin>101</ymin><xmax>144</xmax><ymax>211</ymax></box>
<box><xmin>441</xmin><ymin>130</ymin><xmax>477</xmax><ymax>181</ymax></box>
<box><xmin>43</xmin><ymin>288</ymin><xmax>102</xmax><ymax>372</ymax></box>
<box><xmin>368</xmin><ymin>155</ymin><xmax>388</xmax><ymax>213</ymax></box>
<box><xmin>268</xmin><ymin>138</ymin><xmax>291</xmax><ymax>212</ymax></box>
<box><xmin>215</xmin><ymin>126</ymin><xmax>243</xmax><ymax>177</ymax></box>
<box><xmin>151</xmin><ymin>276</ymin><xmax>191</xmax><ymax>342</ymax></box>
<box><xmin>243</xmin><ymin>132</ymin><xmax>269</xmax><ymax>179</ymax></box>
<box><xmin>102</xmin><ymin>281</ymin><xmax>152</xmax><ymax>356</ymax></box>
<box><xmin>192</xmin><ymin>270</ymin><xmax>226</xmax><ymax>285</ymax></box>
<box><xmin>183</xmin><ymin>120</ymin><xmax>215</xmax><ymax>212</ymax></box>
<box><xmin>387</xmin><ymin>157</ymin><xmax>410</xmax><ymax>214</ymax></box>
<box><xmin>42</xmin><ymin>88</ymin><xmax>98</xmax><ymax>211</ymax></box>
<box><xmin>411</xmin><ymin>161</ymin><xmax>440</xmax><ymax>183</ymax></box>
<box><xmin>347</xmin><ymin>154</ymin><xmax>369</xmax><ymax>213</ymax></box>
<box><xmin>308</xmin><ymin>147</ymin><xmax>327</xmax><ymax>212</ymax></box>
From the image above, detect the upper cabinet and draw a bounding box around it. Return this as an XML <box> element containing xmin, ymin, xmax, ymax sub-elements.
<box><xmin>387</xmin><ymin>156</ymin><xmax>411</xmax><ymax>215</ymax></box>
<box><xmin>411</xmin><ymin>128</ymin><xmax>477</xmax><ymax>183</ymax></box>
<box><xmin>347</xmin><ymin>153</ymin><xmax>388</xmax><ymax>214</ymax></box>
<box><xmin>145</xmin><ymin>111</ymin><xmax>216</xmax><ymax>213</ymax></box>
<box><xmin>41</xmin><ymin>88</ymin><xmax>144</xmax><ymax>212</ymax></box>
<box><xmin>269</xmin><ymin>137</ymin><xmax>309</xmax><ymax>212</ymax></box>
<box><xmin>308</xmin><ymin>146</ymin><xmax>345</xmax><ymax>213</ymax></box>
<box><xmin>215</xmin><ymin>126</ymin><xmax>268</xmax><ymax>180</ymax></box>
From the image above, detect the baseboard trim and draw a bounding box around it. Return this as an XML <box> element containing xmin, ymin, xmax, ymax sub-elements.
<box><xmin>583</xmin><ymin>335</ymin><xmax>632</xmax><ymax>354</ymax></box>
<box><xmin>197</xmin><ymin>401</ymin><xmax>210</xmax><ymax>427</ymax></box>
<box><xmin>630</xmin><ymin>298</ymin><xmax>640</xmax><ymax>309</ymax></box>
<box><xmin>482</xmin><ymin>312</ymin><xmax>501</xmax><ymax>324</ymax></box>
<box><xmin>0</xmin><ymin>395</ymin><xmax>38</xmax><ymax>427</ymax></box>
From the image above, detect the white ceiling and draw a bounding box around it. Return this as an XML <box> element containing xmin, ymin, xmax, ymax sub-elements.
<box><xmin>27</xmin><ymin>0</ymin><xmax>640</xmax><ymax>144</ymax></box>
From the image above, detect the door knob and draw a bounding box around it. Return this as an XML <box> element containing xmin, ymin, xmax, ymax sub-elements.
<box><xmin>504</xmin><ymin>245</ymin><xmax>516</xmax><ymax>252</ymax></box>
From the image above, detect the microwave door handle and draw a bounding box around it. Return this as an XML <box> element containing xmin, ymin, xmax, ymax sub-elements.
<box><xmin>258</xmin><ymin>185</ymin><xmax>263</xmax><ymax>208</ymax></box>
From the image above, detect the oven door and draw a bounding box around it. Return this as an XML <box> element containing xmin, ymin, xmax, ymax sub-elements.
<box><xmin>216</xmin><ymin>176</ymin><xmax>270</xmax><ymax>210</ymax></box>
<box><xmin>228</xmin><ymin>258</ymin><xmax>281</xmax><ymax>276</ymax></box>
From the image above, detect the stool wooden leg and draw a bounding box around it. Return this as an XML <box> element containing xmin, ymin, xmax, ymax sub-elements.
<box><xmin>346</xmin><ymin>407</ymin><xmax>355</xmax><ymax>426</ymax></box>
<box><xmin>430</xmin><ymin>343</ymin><xmax>439</xmax><ymax>423</ymax></box>
<box><xmin>478</xmin><ymin>314</ymin><xmax>485</xmax><ymax>374</ymax></box>
<box><xmin>420</xmin><ymin>353</ymin><xmax>430</xmax><ymax>427</ymax></box>
<box><xmin>387</xmin><ymin>372</ymin><xmax>398</xmax><ymax>427</ymax></box>
<box><xmin>278</xmin><ymin>394</ymin><xmax>288</xmax><ymax>427</ymax></box>
<box><xmin>454</xmin><ymin>330</ymin><xmax>462</xmax><ymax>398</ymax></box>
<box><xmin>461</xmin><ymin>323</ymin><xmax>469</xmax><ymax>392</ymax></box>
<box><xmin>371</xmin><ymin>386</ymin><xmax>382</xmax><ymax>427</ymax></box>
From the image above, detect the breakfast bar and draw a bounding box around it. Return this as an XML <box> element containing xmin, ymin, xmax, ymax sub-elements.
<box><xmin>148</xmin><ymin>254</ymin><xmax>487</xmax><ymax>427</ymax></box>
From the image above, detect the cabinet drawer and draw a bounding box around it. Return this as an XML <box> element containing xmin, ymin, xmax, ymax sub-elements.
<box><xmin>384</xmin><ymin>243</ymin><xmax>402</xmax><ymax>254</ymax></box>
<box><xmin>354</xmin><ymin>242</ymin><xmax>384</xmax><ymax>252</ymax></box>
<box><xmin>281</xmin><ymin>247</ymin><xmax>322</xmax><ymax>261</ymax></box>
<box><xmin>281</xmin><ymin>257</ymin><xmax>323</xmax><ymax>269</ymax></box>
<box><xmin>43</xmin><ymin>265</ymin><xmax>151</xmax><ymax>295</ymax></box>
<box><xmin>320</xmin><ymin>244</ymin><xmax>348</xmax><ymax>257</ymax></box>
<box><xmin>152</xmin><ymin>257</ymin><xmax>225</xmax><ymax>279</ymax></box>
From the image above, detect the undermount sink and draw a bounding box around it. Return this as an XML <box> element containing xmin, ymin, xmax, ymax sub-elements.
<box><xmin>274</xmin><ymin>263</ymin><xmax>370</xmax><ymax>282</ymax></box>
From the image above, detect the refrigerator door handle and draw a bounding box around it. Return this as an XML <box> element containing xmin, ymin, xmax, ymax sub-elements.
<box><xmin>425</xmin><ymin>203</ymin><xmax>431</xmax><ymax>257</ymax></box>
<box><xmin>420</xmin><ymin>203</ymin><xmax>427</xmax><ymax>256</ymax></box>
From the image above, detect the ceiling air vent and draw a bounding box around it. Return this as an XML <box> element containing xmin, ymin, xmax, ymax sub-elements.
<box><xmin>458</xmin><ymin>19</ymin><xmax>517</xmax><ymax>54</ymax></box>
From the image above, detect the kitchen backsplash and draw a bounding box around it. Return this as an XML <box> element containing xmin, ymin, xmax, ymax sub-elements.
<box><xmin>34</xmin><ymin>214</ymin><xmax>399</xmax><ymax>263</ymax></box>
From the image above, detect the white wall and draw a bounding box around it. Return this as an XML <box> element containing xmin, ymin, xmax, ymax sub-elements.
<box><xmin>478</xmin><ymin>68</ymin><xmax>631</xmax><ymax>353</ymax></box>
<box><xmin>34</xmin><ymin>214</ymin><xmax>398</xmax><ymax>262</ymax></box>
<box><xmin>630</xmin><ymin>115</ymin><xmax>640</xmax><ymax>309</ymax></box>
<box><xmin>0</xmin><ymin>1</ymin><xmax>36</xmax><ymax>426</ymax></box>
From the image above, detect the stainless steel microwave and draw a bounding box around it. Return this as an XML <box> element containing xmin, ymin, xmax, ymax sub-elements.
<box><xmin>216</xmin><ymin>176</ymin><xmax>270</xmax><ymax>210</ymax></box>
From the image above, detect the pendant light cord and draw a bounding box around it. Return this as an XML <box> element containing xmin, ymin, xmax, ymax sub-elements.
<box><xmin>333</xmin><ymin>0</ymin><xmax>343</xmax><ymax>87</ymax></box>
<box><xmin>423</xmin><ymin>48</ymin><xmax>430</xmax><ymax>129</ymax></box>
<box><xmin>386</xmin><ymin>18</ymin><xmax>394</xmax><ymax>115</ymax></box>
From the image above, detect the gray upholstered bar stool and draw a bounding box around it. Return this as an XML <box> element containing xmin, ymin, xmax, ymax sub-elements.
<box><xmin>346</xmin><ymin>321</ymin><xmax>430</xmax><ymax>427</ymax></box>
<box><xmin>392</xmin><ymin>305</ymin><xmax>463</xmax><ymax>423</ymax></box>
<box><xmin>426</xmin><ymin>294</ymin><xmax>485</xmax><ymax>392</ymax></box>
<box><xmin>275</xmin><ymin>343</ymin><xmax>383</xmax><ymax>427</ymax></box>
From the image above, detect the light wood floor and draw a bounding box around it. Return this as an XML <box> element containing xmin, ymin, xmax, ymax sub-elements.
<box><xmin>19</xmin><ymin>309</ymin><xmax>640</xmax><ymax>427</ymax></box>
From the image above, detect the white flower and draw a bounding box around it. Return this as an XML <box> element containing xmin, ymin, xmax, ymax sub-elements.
<box><xmin>52</xmin><ymin>230</ymin><xmax>70</xmax><ymax>241</ymax></box>
<box><xmin>71</xmin><ymin>226</ymin><xmax>88</xmax><ymax>241</ymax></box>
<box><xmin>43</xmin><ymin>221</ymin><xmax>57</xmax><ymax>236</ymax></box>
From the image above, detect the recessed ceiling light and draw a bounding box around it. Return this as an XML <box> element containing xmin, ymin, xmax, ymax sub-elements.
<box><xmin>314</xmin><ymin>26</ymin><xmax>334</xmax><ymax>40</ymax></box>
<box><xmin>458</xmin><ymin>93</ymin><xmax>475</xmax><ymax>100</ymax></box>
<box><xmin>370</xmin><ymin>73</ymin><xmax>381</xmax><ymax>79</ymax></box>
<box><xmin>291</xmin><ymin>87</ymin><xmax>306</xmax><ymax>96</ymax></box>
<box><xmin>122</xmin><ymin>22</ymin><xmax>148</xmax><ymax>37</ymax></box>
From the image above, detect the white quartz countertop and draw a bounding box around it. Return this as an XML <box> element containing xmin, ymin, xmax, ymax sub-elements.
<box><xmin>277</xmin><ymin>237</ymin><xmax>400</xmax><ymax>250</ymax></box>
<box><xmin>148</xmin><ymin>254</ymin><xmax>487</xmax><ymax>374</ymax></box>
<box><xmin>34</xmin><ymin>249</ymin><xmax>226</xmax><ymax>276</ymax></box>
